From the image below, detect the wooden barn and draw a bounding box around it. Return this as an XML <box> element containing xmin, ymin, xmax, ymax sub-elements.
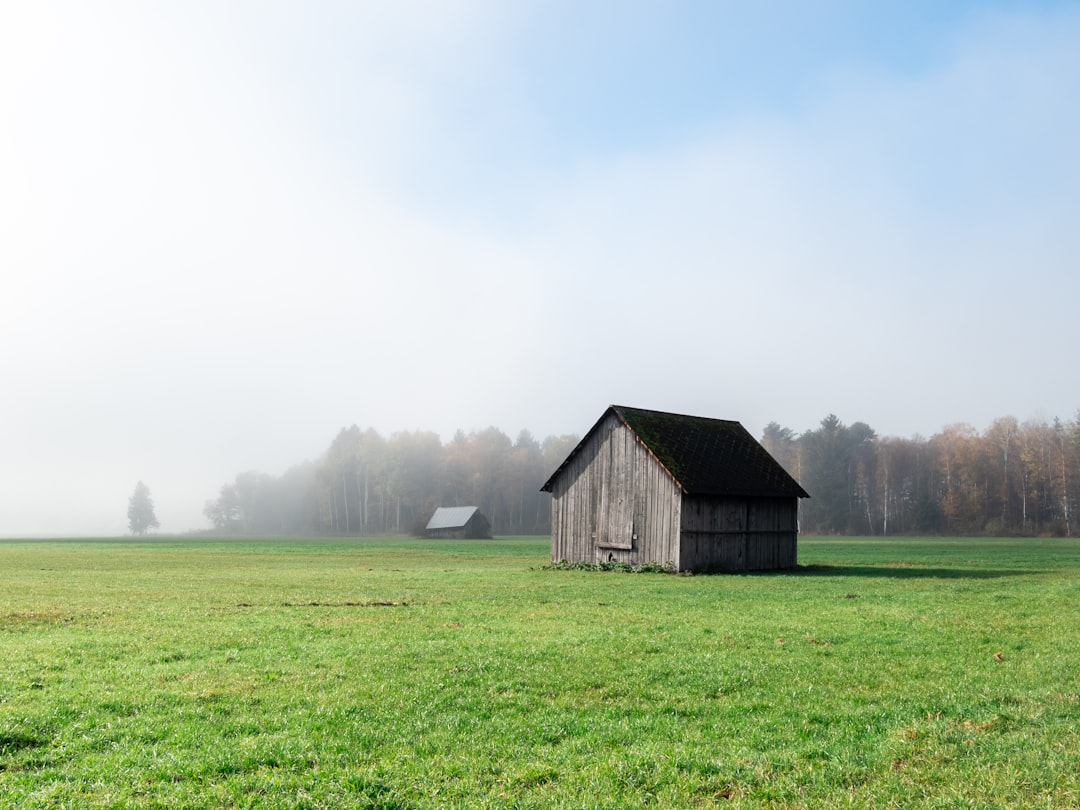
<box><xmin>541</xmin><ymin>405</ymin><xmax>809</xmax><ymax>573</ymax></box>
<box><xmin>424</xmin><ymin>506</ymin><xmax>492</xmax><ymax>539</ymax></box>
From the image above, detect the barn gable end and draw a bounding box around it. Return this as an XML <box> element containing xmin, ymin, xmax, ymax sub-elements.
<box><xmin>542</xmin><ymin>405</ymin><xmax>808</xmax><ymax>573</ymax></box>
<box><xmin>544</xmin><ymin>410</ymin><xmax>682</xmax><ymax>567</ymax></box>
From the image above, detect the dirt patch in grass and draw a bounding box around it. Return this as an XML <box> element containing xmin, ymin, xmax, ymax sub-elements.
<box><xmin>280</xmin><ymin>600</ymin><xmax>408</xmax><ymax>608</ymax></box>
<box><xmin>1</xmin><ymin>610</ymin><xmax>74</xmax><ymax>627</ymax></box>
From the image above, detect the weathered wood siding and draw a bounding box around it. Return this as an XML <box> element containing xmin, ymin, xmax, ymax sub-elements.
<box><xmin>746</xmin><ymin>497</ymin><xmax>798</xmax><ymax>570</ymax></box>
<box><xmin>679</xmin><ymin>496</ymin><xmax>798</xmax><ymax>572</ymax></box>
<box><xmin>550</xmin><ymin>412</ymin><xmax>682</xmax><ymax>567</ymax></box>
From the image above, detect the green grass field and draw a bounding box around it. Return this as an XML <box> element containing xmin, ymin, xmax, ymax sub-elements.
<box><xmin>1</xmin><ymin>536</ymin><xmax>1077</xmax><ymax>808</ymax></box>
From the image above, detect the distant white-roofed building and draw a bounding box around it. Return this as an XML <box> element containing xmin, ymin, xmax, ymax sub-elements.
<box><xmin>424</xmin><ymin>506</ymin><xmax>492</xmax><ymax>539</ymax></box>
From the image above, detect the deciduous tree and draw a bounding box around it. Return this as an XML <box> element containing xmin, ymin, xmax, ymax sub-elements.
<box><xmin>203</xmin><ymin>483</ymin><xmax>241</xmax><ymax>532</ymax></box>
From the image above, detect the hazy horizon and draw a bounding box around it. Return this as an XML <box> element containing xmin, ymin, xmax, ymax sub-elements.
<box><xmin>4</xmin><ymin>1</ymin><xmax>1078</xmax><ymax>534</ymax></box>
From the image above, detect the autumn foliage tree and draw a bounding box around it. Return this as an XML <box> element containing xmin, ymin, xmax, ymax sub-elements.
<box><xmin>202</xmin><ymin>412</ymin><xmax>1080</xmax><ymax>538</ymax></box>
<box><xmin>769</xmin><ymin>413</ymin><xmax>1080</xmax><ymax>537</ymax></box>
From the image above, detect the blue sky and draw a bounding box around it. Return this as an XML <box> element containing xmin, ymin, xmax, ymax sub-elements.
<box><xmin>2</xmin><ymin>1</ymin><xmax>1078</xmax><ymax>533</ymax></box>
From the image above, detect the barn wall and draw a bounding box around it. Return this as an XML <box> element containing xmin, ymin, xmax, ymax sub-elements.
<box><xmin>426</xmin><ymin>528</ymin><xmax>465</xmax><ymax>539</ymax></box>
<box><xmin>746</xmin><ymin>497</ymin><xmax>798</xmax><ymax>570</ymax></box>
<box><xmin>550</xmin><ymin>413</ymin><xmax>681</xmax><ymax>566</ymax></box>
<box><xmin>464</xmin><ymin>514</ymin><xmax>492</xmax><ymax>539</ymax></box>
<box><xmin>425</xmin><ymin>515</ymin><xmax>490</xmax><ymax>539</ymax></box>
<box><xmin>679</xmin><ymin>496</ymin><xmax>798</xmax><ymax>572</ymax></box>
<box><xmin>549</xmin><ymin>416</ymin><xmax>606</xmax><ymax>564</ymax></box>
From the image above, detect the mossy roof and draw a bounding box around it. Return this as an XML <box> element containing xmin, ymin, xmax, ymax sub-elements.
<box><xmin>542</xmin><ymin>405</ymin><xmax>809</xmax><ymax>498</ymax></box>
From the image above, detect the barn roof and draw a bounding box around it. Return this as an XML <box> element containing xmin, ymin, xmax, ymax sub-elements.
<box><xmin>541</xmin><ymin>405</ymin><xmax>809</xmax><ymax>498</ymax></box>
<box><xmin>425</xmin><ymin>506</ymin><xmax>482</xmax><ymax>530</ymax></box>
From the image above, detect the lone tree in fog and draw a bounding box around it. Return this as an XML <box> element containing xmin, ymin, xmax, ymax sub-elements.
<box><xmin>127</xmin><ymin>481</ymin><xmax>159</xmax><ymax>535</ymax></box>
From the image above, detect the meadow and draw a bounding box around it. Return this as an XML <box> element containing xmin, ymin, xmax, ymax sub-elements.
<box><xmin>0</xmin><ymin>536</ymin><xmax>1077</xmax><ymax>809</ymax></box>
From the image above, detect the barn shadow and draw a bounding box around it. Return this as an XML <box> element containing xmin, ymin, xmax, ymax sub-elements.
<box><xmin>780</xmin><ymin>564</ymin><xmax>1034</xmax><ymax>580</ymax></box>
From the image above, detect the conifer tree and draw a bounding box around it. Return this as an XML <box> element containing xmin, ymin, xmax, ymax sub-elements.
<box><xmin>127</xmin><ymin>481</ymin><xmax>159</xmax><ymax>535</ymax></box>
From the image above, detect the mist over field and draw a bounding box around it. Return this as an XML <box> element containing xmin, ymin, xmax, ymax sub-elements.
<box><xmin>2</xmin><ymin>2</ymin><xmax>1078</xmax><ymax>535</ymax></box>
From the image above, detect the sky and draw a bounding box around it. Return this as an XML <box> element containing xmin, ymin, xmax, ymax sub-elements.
<box><xmin>2</xmin><ymin>1</ymin><xmax>1079</xmax><ymax>535</ymax></box>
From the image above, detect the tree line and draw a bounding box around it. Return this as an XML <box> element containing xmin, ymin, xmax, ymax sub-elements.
<box><xmin>763</xmin><ymin>413</ymin><xmax>1080</xmax><ymax>537</ymax></box>
<box><xmin>202</xmin><ymin>411</ymin><xmax>1080</xmax><ymax>538</ymax></box>
<box><xmin>203</xmin><ymin>426</ymin><xmax>580</xmax><ymax>537</ymax></box>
